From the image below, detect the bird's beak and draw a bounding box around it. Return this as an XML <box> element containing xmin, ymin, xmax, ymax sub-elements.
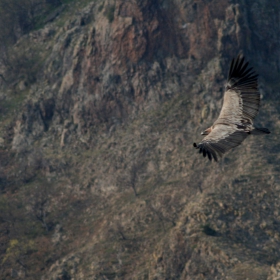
<box><xmin>201</xmin><ymin>128</ymin><xmax>211</xmax><ymax>135</ymax></box>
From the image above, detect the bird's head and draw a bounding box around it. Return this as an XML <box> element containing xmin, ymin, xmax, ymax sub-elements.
<box><xmin>201</xmin><ymin>127</ymin><xmax>212</xmax><ymax>135</ymax></box>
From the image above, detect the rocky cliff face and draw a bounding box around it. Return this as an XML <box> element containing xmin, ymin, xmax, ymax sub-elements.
<box><xmin>10</xmin><ymin>0</ymin><xmax>280</xmax><ymax>152</ymax></box>
<box><xmin>0</xmin><ymin>0</ymin><xmax>280</xmax><ymax>279</ymax></box>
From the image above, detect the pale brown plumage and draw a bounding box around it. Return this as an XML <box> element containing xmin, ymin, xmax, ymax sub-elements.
<box><xmin>193</xmin><ymin>54</ymin><xmax>270</xmax><ymax>162</ymax></box>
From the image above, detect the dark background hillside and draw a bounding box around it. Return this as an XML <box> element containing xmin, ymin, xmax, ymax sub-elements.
<box><xmin>0</xmin><ymin>0</ymin><xmax>280</xmax><ymax>279</ymax></box>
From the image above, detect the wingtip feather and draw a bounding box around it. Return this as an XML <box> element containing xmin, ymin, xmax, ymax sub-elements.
<box><xmin>227</xmin><ymin>54</ymin><xmax>258</xmax><ymax>90</ymax></box>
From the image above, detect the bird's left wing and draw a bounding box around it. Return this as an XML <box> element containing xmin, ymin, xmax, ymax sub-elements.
<box><xmin>215</xmin><ymin>55</ymin><xmax>260</xmax><ymax>125</ymax></box>
<box><xmin>193</xmin><ymin>124</ymin><xmax>248</xmax><ymax>161</ymax></box>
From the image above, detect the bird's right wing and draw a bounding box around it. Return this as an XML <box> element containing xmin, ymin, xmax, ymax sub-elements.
<box><xmin>193</xmin><ymin>124</ymin><xmax>248</xmax><ymax>161</ymax></box>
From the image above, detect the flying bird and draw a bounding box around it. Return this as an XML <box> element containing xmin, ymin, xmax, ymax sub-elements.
<box><xmin>193</xmin><ymin>54</ymin><xmax>270</xmax><ymax>161</ymax></box>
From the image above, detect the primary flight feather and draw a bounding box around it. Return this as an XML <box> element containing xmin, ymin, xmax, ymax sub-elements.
<box><xmin>193</xmin><ymin>55</ymin><xmax>270</xmax><ymax>162</ymax></box>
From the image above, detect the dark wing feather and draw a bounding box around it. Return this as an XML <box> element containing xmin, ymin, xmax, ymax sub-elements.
<box><xmin>226</xmin><ymin>54</ymin><xmax>260</xmax><ymax>122</ymax></box>
<box><xmin>194</xmin><ymin>125</ymin><xmax>248</xmax><ymax>161</ymax></box>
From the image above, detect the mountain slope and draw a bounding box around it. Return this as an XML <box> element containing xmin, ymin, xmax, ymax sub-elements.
<box><xmin>0</xmin><ymin>0</ymin><xmax>280</xmax><ymax>279</ymax></box>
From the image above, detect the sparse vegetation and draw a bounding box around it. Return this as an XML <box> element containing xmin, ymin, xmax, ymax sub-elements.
<box><xmin>104</xmin><ymin>4</ymin><xmax>115</xmax><ymax>23</ymax></box>
<box><xmin>1</xmin><ymin>43</ymin><xmax>43</xmax><ymax>86</ymax></box>
<box><xmin>0</xmin><ymin>0</ymin><xmax>60</xmax><ymax>89</ymax></box>
<box><xmin>202</xmin><ymin>224</ymin><xmax>218</xmax><ymax>236</ymax></box>
<box><xmin>117</xmin><ymin>161</ymin><xmax>143</xmax><ymax>197</ymax></box>
<box><xmin>0</xmin><ymin>0</ymin><xmax>61</xmax><ymax>43</ymax></box>
<box><xmin>98</xmin><ymin>2</ymin><xmax>104</xmax><ymax>12</ymax></box>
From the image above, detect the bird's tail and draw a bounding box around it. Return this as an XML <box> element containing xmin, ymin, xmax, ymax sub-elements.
<box><xmin>251</xmin><ymin>127</ymin><xmax>271</xmax><ymax>135</ymax></box>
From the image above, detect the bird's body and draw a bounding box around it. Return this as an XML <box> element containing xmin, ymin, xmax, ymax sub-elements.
<box><xmin>193</xmin><ymin>55</ymin><xmax>270</xmax><ymax>161</ymax></box>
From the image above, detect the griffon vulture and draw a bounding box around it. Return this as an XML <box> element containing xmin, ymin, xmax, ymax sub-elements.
<box><xmin>193</xmin><ymin>55</ymin><xmax>270</xmax><ymax>161</ymax></box>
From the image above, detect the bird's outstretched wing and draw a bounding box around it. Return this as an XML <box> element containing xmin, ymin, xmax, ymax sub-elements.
<box><xmin>215</xmin><ymin>54</ymin><xmax>260</xmax><ymax>125</ymax></box>
<box><xmin>193</xmin><ymin>124</ymin><xmax>248</xmax><ymax>161</ymax></box>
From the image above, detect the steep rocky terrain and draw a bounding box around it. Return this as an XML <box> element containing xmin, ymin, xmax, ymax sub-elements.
<box><xmin>0</xmin><ymin>0</ymin><xmax>280</xmax><ymax>279</ymax></box>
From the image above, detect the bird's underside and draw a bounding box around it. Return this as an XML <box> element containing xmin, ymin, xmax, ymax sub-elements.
<box><xmin>193</xmin><ymin>54</ymin><xmax>270</xmax><ymax>162</ymax></box>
